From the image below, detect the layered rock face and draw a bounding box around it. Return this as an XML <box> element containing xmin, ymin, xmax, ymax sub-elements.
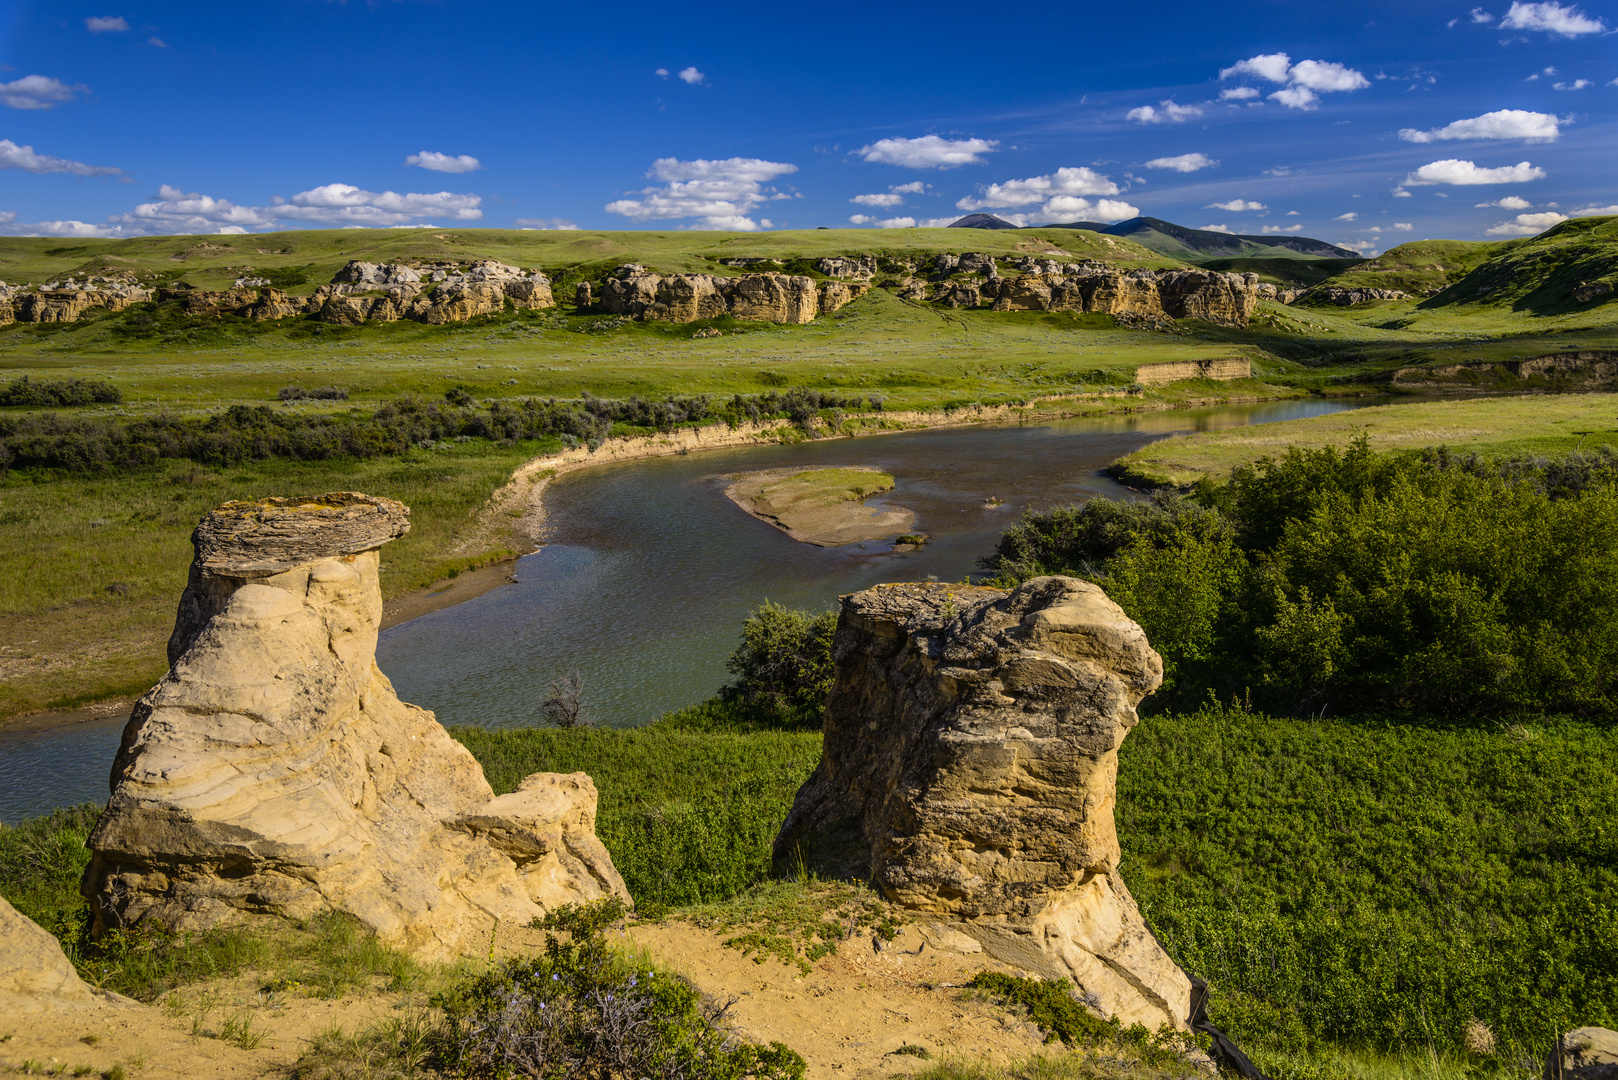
<box><xmin>0</xmin><ymin>276</ymin><xmax>155</xmax><ymax>324</ymax></box>
<box><xmin>775</xmin><ymin>578</ymin><xmax>1191</xmax><ymax>1031</ymax></box>
<box><xmin>595</xmin><ymin>267</ymin><xmax>856</xmax><ymax>324</ymax></box>
<box><xmin>1305</xmin><ymin>285</ymin><xmax>1409</xmax><ymax>306</ymax></box>
<box><xmin>84</xmin><ymin>493</ymin><xmax>629</xmax><ymax>959</ymax></box>
<box><xmin>991</xmin><ymin>266</ymin><xmax>1258</xmax><ymax>327</ymax></box>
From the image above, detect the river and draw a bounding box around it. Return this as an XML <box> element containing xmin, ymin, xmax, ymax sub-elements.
<box><xmin>0</xmin><ymin>398</ymin><xmax>1373</xmax><ymax>823</ymax></box>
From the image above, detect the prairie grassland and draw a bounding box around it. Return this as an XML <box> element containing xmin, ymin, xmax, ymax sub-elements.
<box><xmin>1111</xmin><ymin>392</ymin><xmax>1618</xmax><ymax>486</ymax></box>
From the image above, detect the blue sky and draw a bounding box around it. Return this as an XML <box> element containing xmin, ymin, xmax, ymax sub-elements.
<box><xmin>1</xmin><ymin>0</ymin><xmax>1614</xmax><ymax>254</ymax></box>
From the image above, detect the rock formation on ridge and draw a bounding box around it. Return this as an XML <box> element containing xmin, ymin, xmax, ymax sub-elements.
<box><xmin>775</xmin><ymin>577</ymin><xmax>1192</xmax><ymax>1031</ymax></box>
<box><xmin>83</xmin><ymin>493</ymin><xmax>629</xmax><ymax>959</ymax></box>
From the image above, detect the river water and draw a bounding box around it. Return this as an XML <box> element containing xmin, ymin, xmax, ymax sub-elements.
<box><xmin>0</xmin><ymin>398</ymin><xmax>1372</xmax><ymax>824</ymax></box>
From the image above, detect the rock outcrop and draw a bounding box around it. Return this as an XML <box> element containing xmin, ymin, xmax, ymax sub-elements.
<box><xmin>1255</xmin><ymin>282</ymin><xmax>1307</xmax><ymax>304</ymax></box>
<box><xmin>1546</xmin><ymin>1028</ymin><xmax>1618</xmax><ymax>1080</ymax></box>
<box><xmin>1305</xmin><ymin>285</ymin><xmax>1410</xmax><ymax>306</ymax></box>
<box><xmin>0</xmin><ymin>895</ymin><xmax>123</xmax><ymax>1014</ymax></box>
<box><xmin>1134</xmin><ymin>358</ymin><xmax>1252</xmax><ymax>385</ymax></box>
<box><xmin>83</xmin><ymin>493</ymin><xmax>630</xmax><ymax>960</ymax></box>
<box><xmin>595</xmin><ymin>267</ymin><xmax>840</xmax><ymax>324</ymax></box>
<box><xmin>1390</xmin><ymin>350</ymin><xmax>1618</xmax><ymax>391</ymax></box>
<box><xmin>775</xmin><ymin>577</ymin><xmax>1191</xmax><ymax>1031</ymax></box>
<box><xmin>991</xmin><ymin>266</ymin><xmax>1258</xmax><ymax>327</ymax></box>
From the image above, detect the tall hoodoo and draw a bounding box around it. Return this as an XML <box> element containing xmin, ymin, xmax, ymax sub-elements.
<box><xmin>84</xmin><ymin>493</ymin><xmax>629</xmax><ymax>960</ymax></box>
<box><xmin>775</xmin><ymin>577</ymin><xmax>1192</xmax><ymax>1031</ymax></box>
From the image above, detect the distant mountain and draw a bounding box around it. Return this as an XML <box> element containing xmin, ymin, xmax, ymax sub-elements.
<box><xmin>948</xmin><ymin>213</ymin><xmax>1019</xmax><ymax>230</ymax></box>
<box><xmin>948</xmin><ymin>213</ymin><xmax>1357</xmax><ymax>262</ymax></box>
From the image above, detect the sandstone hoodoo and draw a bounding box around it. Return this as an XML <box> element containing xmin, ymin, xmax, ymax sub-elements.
<box><xmin>83</xmin><ymin>493</ymin><xmax>630</xmax><ymax>959</ymax></box>
<box><xmin>775</xmin><ymin>577</ymin><xmax>1192</xmax><ymax>1031</ymax></box>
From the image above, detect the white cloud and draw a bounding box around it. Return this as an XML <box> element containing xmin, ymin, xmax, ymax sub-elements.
<box><xmin>273</xmin><ymin>184</ymin><xmax>482</xmax><ymax>226</ymax></box>
<box><xmin>1552</xmin><ymin>79</ymin><xmax>1592</xmax><ymax>90</ymax></box>
<box><xmin>1200</xmin><ymin>224</ymin><xmax>1234</xmax><ymax>234</ymax></box>
<box><xmin>1336</xmin><ymin>212</ymin><xmax>1359</xmax><ymax>220</ymax></box>
<box><xmin>86</xmin><ymin>15</ymin><xmax>128</xmax><ymax>32</ymax></box>
<box><xmin>1486</xmin><ymin>210</ymin><xmax>1568</xmax><ymax>235</ymax></box>
<box><xmin>0</xmin><ymin>75</ymin><xmax>87</xmax><ymax>110</ymax></box>
<box><xmin>605</xmin><ymin>156</ymin><xmax>796</xmax><ymax>230</ymax></box>
<box><xmin>405</xmin><ymin>150</ymin><xmax>482</xmax><ymax>174</ymax></box>
<box><xmin>0</xmin><ymin>139</ymin><xmax>122</xmax><ymax>176</ymax></box>
<box><xmin>1403</xmin><ymin>159</ymin><xmax>1545</xmax><ymax>185</ymax></box>
<box><xmin>1144</xmin><ymin>152</ymin><xmax>1218</xmax><ymax>172</ymax></box>
<box><xmin>1572</xmin><ymin>204</ymin><xmax>1618</xmax><ymax>216</ymax></box>
<box><xmin>654</xmin><ymin>68</ymin><xmax>669</xmax><ymax>77</ymax></box>
<box><xmin>1262</xmin><ymin>224</ymin><xmax>1306</xmax><ymax>233</ymax></box>
<box><xmin>1046</xmin><ymin>197</ymin><xmax>1138</xmax><ymax>221</ymax></box>
<box><xmin>957</xmin><ymin>166</ymin><xmax>1119</xmax><ymax>211</ymax></box>
<box><xmin>514</xmin><ymin>217</ymin><xmax>579</xmax><ymax>230</ymax></box>
<box><xmin>1220</xmin><ymin>87</ymin><xmax>1260</xmax><ymax>101</ymax></box>
<box><xmin>110</xmin><ymin>184</ymin><xmax>278</xmax><ymax>233</ymax></box>
<box><xmin>1398</xmin><ymin>109</ymin><xmax>1563</xmax><ymax>143</ymax></box>
<box><xmin>1127</xmin><ymin>99</ymin><xmax>1202</xmax><ymax>124</ymax></box>
<box><xmin>1286</xmin><ymin>209</ymin><xmax>1301</xmax><ymax>215</ymax></box>
<box><xmin>678</xmin><ymin>66</ymin><xmax>705</xmax><ymax>85</ymax></box>
<box><xmin>848</xmin><ymin>214</ymin><xmax>922</xmax><ymax>228</ymax></box>
<box><xmin>1207</xmin><ymin>198</ymin><xmax>1266</xmax><ymax>211</ymax></box>
<box><xmin>857</xmin><ymin>136</ymin><xmax>998</xmax><ymax>169</ymax></box>
<box><xmin>852</xmin><ymin>192</ymin><xmax>904</xmax><ymax>207</ymax></box>
<box><xmin>1526</xmin><ymin>66</ymin><xmax>1557</xmax><ymax>80</ymax></box>
<box><xmin>1393</xmin><ymin>187</ymin><xmax>1413</xmax><ymax>197</ymax></box>
<box><xmin>1499</xmin><ymin>1</ymin><xmax>1606</xmax><ymax>34</ymax></box>
<box><xmin>1476</xmin><ymin>195</ymin><xmax>1534</xmax><ymax>208</ymax></box>
<box><xmin>1220</xmin><ymin>53</ymin><xmax>1368</xmax><ymax>110</ymax></box>
<box><xmin>1471</xmin><ymin>7</ymin><xmax>1496</xmax><ymax>21</ymax></box>
<box><xmin>2</xmin><ymin>219</ymin><xmax>121</xmax><ymax>238</ymax></box>
<box><xmin>1393</xmin><ymin>222</ymin><xmax>1415</xmax><ymax>230</ymax></box>
<box><xmin>148</xmin><ymin>36</ymin><xmax>165</xmax><ymax>47</ymax></box>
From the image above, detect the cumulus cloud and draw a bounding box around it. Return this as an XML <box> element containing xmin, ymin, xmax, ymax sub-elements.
<box><xmin>271</xmin><ymin>184</ymin><xmax>482</xmax><ymax>226</ymax></box>
<box><xmin>654</xmin><ymin>67</ymin><xmax>669</xmax><ymax>77</ymax></box>
<box><xmin>1553</xmin><ymin>79</ymin><xmax>1591</xmax><ymax>90</ymax></box>
<box><xmin>2</xmin><ymin>219</ymin><xmax>122</xmax><ymax>238</ymax></box>
<box><xmin>86</xmin><ymin>15</ymin><xmax>128</xmax><ymax>32</ymax></box>
<box><xmin>1127</xmin><ymin>100</ymin><xmax>1202</xmax><ymax>124</ymax></box>
<box><xmin>0</xmin><ymin>139</ymin><xmax>122</xmax><ymax>177</ymax></box>
<box><xmin>605</xmin><ymin>156</ymin><xmax>796</xmax><ymax>230</ymax></box>
<box><xmin>1200</xmin><ymin>224</ymin><xmax>1234</xmax><ymax>234</ymax></box>
<box><xmin>1471</xmin><ymin>7</ymin><xmax>1496</xmax><ymax>21</ymax></box>
<box><xmin>1144</xmin><ymin>152</ymin><xmax>1218</xmax><ymax>172</ymax></box>
<box><xmin>1262</xmin><ymin>224</ymin><xmax>1306</xmax><ymax>233</ymax></box>
<box><xmin>851</xmin><ymin>181</ymin><xmax>929</xmax><ymax>208</ymax></box>
<box><xmin>848</xmin><ymin>214</ymin><xmax>920</xmax><ymax>228</ymax></box>
<box><xmin>106</xmin><ymin>185</ymin><xmax>278</xmax><ymax>233</ymax></box>
<box><xmin>1476</xmin><ymin>195</ymin><xmax>1534</xmax><ymax>208</ymax></box>
<box><xmin>1393</xmin><ymin>222</ymin><xmax>1415</xmax><ymax>230</ymax></box>
<box><xmin>1220</xmin><ymin>87</ymin><xmax>1260</xmax><ymax>101</ymax></box>
<box><xmin>678</xmin><ymin>66</ymin><xmax>705</xmax><ymax>85</ymax></box>
<box><xmin>1399</xmin><ymin>109</ymin><xmax>1563</xmax><ymax>143</ymax></box>
<box><xmin>857</xmin><ymin>136</ymin><xmax>997</xmax><ymax>169</ymax></box>
<box><xmin>515</xmin><ymin>217</ymin><xmax>579</xmax><ymax>230</ymax></box>
<box><xmin>1403</xmin><ymin>158</ymin><xmax>1545</xmax><ymax>185</ymax></box>
<box><xmin>1207</xmin><ymin>198</ymin><xmax>1266</xmax><ymax>211</ymax></box>
<box><xmin>1</xmin><ymin>75</ymin><xmax>88</xmax><ymax>110</ymax></box>
<box><xmin>1219</xmin><ymin>53</ymin><xmax>1369</xmax><ymax>110</ymax></box>
<box><xmin>1486</xmin><ymin>210</ymin><xmax>1568</xmax><ymax>235</ymax></box>
<box><xmin>1336</xmin><ymin>212</ymin><xmax>1359</xmax><ymax>220</ymax></box>
<box><xmin>956</xmin><ymin>167</ymin><xmax>1119</xmax><ymax>211</ymax></box>
<box><xmin>1499</xmin><ymin>1</ymin><xmax>1606</xmax><ymax>34</ymax></box>
<box><xmin>406</xmin><ymin>151</ymin><xmax>482</xmax><ymax>174</ymax></box>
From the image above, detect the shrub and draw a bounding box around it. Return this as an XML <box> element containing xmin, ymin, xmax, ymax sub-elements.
<box><xmin>277</xmin><ymin>385</ymin><xmax>349</xmax><ymax>401</ymax></box>
<box><xmin>721</xmin><ymin>602</ymin><xmax>837</xmax><ymax>713</ymax></box>
<box><xmin>434</xmin><ymin>899</ymin><xmax>805</xmax><ymax>1079</ymax></box>
<box><xmin>0</xmin><ymin>376</ymin><xmax>122</xmax><ymax>407</ymax></box>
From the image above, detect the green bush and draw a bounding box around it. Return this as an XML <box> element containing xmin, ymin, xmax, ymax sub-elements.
<box><xmin>721</xmin><ymin>602</ymin><xmax>838</xmax><ymax>714</ymax></box>
<box><xmin>435</xmin><ymin>899</ymin><xmax>805</xmax><ymax>1080</ymax></box>
<box><xmin>0</xmin><ymin>376</ymin><xmax>122</xmax><ymax>407</ymax></box>
<box><xmin>982</xmin><ymin>438</ymin><xmax>1618</xmax><ymax>717</ymax></box>
<box><xmin>967</xmin><ymin>973</ymin><xmax>1192</xmax><ymax>1067</ymax></box>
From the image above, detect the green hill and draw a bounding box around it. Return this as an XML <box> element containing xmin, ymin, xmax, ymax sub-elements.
<box><xmin>1059</xmin><ymin>217</ymin><xmax>1358</xmax><ymax>262</ymax></box>
<box><xmin>1421</xmin><ymin>215</ymin><xmax>1618</xmax><ymax>315</ymax></box>
<box><xmin>0</xmin><ymin>226</ymin><xmax>1172</xmax><ymax>294</ymax></box>
<box><xmin>1308</xmin><ymin>238</ymin><xmax>1522</xmax><ymax>297</ymax></box>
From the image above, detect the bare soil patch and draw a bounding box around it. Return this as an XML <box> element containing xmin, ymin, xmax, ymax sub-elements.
<box><xmin>726</xmin><ymin>466</ymin><xmax>917</xmax><ymax>547</ymax></box>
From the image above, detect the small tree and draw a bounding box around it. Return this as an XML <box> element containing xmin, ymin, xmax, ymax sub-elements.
<box><xmin>539</xmin><ymin>671</ymin><xmax>593</xmax><ymax>728</ymax></box>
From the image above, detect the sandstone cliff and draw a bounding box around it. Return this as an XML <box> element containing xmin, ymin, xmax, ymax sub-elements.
<box><xmin>83</xmin><ymin>493</ymin><xmax>629</xmax><ymax>959</ymax></box>
<box><xmin>991</xmin><ymin>265</ymin><xmax>1257</xmax><ymax>326</ymax></box>
<box><xmin>597</xmin><ymin>267</ymin><xmax>838</xmax><ymax>324</ymax></box>
<box><xmin>775</xmin><ymin>577</ymin><xmax>1191</xmax><ymax>1031</ymax></box>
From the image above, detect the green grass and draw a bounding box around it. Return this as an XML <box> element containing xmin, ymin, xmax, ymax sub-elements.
<box><xmin>0</xmin><ymin>440</ymin><xmax>551</xmax><ymax>718</ymax></box>
<box><xmin>1307</xmin><ymin>239</ymin><xmax>1520</xmax><ymax>298</ymax></box>
<box><xmin>1109</xmin><ymin>393</ymin><xmax>1618</xmax><ymax>486</ymax></box>
<box><xmin>757</xmin><ymin>467</ymin><xmax>895</xmax><ymax>508</ymax></box>
<box><xmin>1421</xmin><ymin>216</ymin><xmax>1618</xmax><ymax>316</ymax></box>
<box><xmin>1119</xmin><ymin>705</ymin><xmax>1618</xmax><ymax>1058</ymax></box>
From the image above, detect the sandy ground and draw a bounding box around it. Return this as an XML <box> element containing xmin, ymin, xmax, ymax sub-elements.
<box><xmin>725</xmin><ymin>466</ymin><xmax>919</xmax><ymax>547</ymax></box>
<box><xmin>0</xmin><ymin>920</ymin><xmax>1047</xmax><ymax>1079</ymax></box>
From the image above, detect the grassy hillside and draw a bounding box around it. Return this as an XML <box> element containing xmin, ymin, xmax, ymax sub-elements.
<box><xmin>1092</xmin><ymin>218</ymin><xmax>1358</xmax><ymax>262</ymax></box>
<box><xmin>0</xmin><ymin>226</ymin><xmax>1172</xmax><ymax>293</ymax></box>
<box><xmin>1110</xmin><ymin>393</ymin><xmax>1618</xmax><ymax>486</ymax></box>
<box><xmin>1198</xmin><ymin>257</ymin><xmax>1362</xmax><ymax>287</ymax></box>
<box><xmin>1304</xmin><ymin>238</ymin><xmax>1523</xmax><ymax>299</ymax></box>
<box><xmin>1422</xmin><ymin>214</ymin><xmax>1618</xmax><ymax>315</ymax></box>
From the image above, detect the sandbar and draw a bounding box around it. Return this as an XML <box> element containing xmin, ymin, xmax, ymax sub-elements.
<box><xmin>724</xmin><ymin>466</ymin><xmax>917</xmax><ymax>547</ymax></box>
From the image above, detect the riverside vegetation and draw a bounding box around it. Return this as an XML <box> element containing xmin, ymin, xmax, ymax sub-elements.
<box><xmin>4</xmin><ymin>437</ymin><xmax>1616</xmax><ymax>1079</ymax></box>
<box><xmin>3</xmin><ymin>222</ymin><xmax>1618</xmax><ymax>1075</ymax></box>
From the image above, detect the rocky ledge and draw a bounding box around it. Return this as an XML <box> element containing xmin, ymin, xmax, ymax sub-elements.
<box><xmin>775</xmin><ymin>577</ymin><xmax>1192</xmax><ymax>1031</ymax></box>
<box><xmin>82</xmin><ymin>492</ymin><xmax>630</xmax><ymax>959</ymax></box>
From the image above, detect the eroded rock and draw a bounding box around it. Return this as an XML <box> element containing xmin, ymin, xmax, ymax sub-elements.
<box><xmin>775</xmin><ymin>577</ymin><xmax>1191</xmax><ymax>1031</ymax></box>
<box><xmin>0</xmin><ymin>895</ymin><xmax>123</xmax><ymax>1014</ymax></box>
<box><xmin>1546</xmin><ymin>1028</ymin><xmax>1618</xmax><ymax>1080</ymax></box>
<box><xmin>84</xmin><ymin>493</ymin><xmax>630</xmax><ymax>960</ymax></box>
